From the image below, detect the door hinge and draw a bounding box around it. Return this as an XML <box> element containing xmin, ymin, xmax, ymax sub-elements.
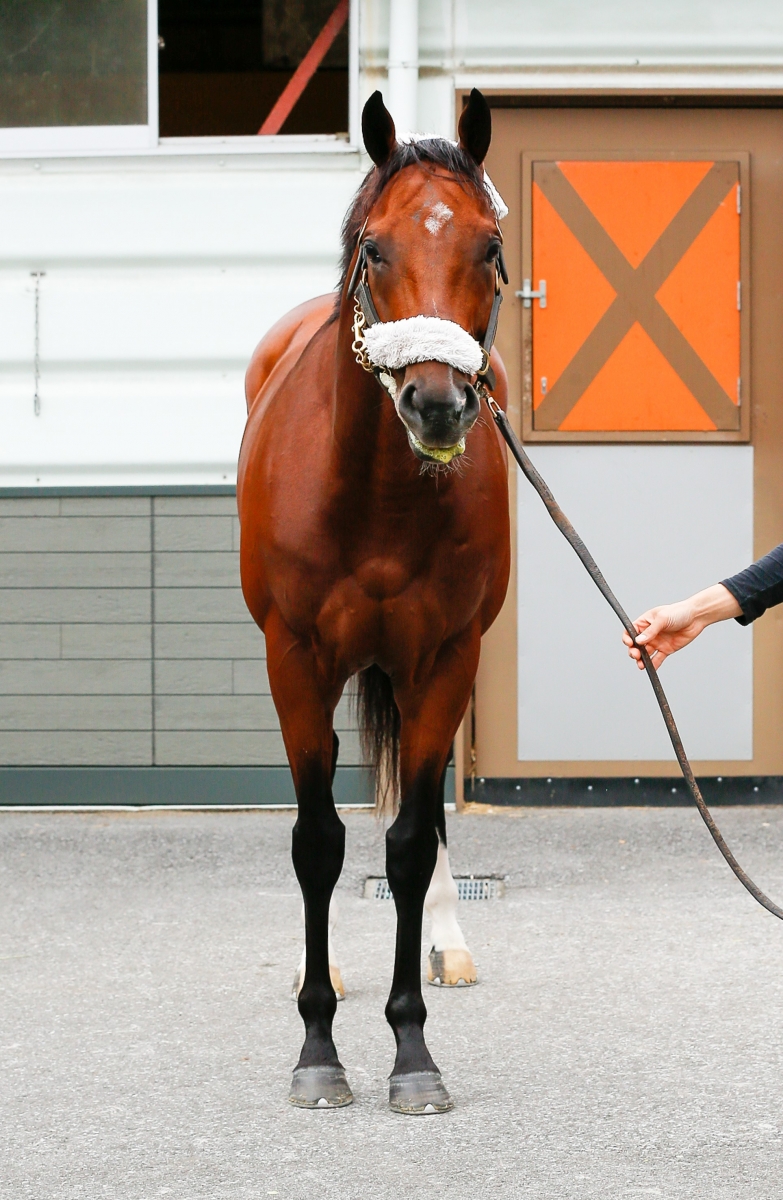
<box><xmin>737</xmin><ymin>281</ymin><xmax>741</xmax><ymax>311</ymax></box>
<box><xmin>516</xmin><ymin>279</ymin><xmax>547</xmax><ymax>308</ymax></box>
<box><xmin>737</xmin><ymin>184</ymin><xmax>741</xmax><ymax>214</ymax></box>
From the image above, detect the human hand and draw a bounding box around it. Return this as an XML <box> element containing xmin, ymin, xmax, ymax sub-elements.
<box><xmin>622</xmin><ymin>584</ymin><xmax>742</xmax><ymax>670</ymax></box>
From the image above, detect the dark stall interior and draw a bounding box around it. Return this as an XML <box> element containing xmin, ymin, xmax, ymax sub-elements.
<box><xmin>158</xmin><ymin>0</ymin><xmax>349</xmax><ymax>137</ymax></box>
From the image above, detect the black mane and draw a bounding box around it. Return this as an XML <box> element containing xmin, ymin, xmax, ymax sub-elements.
<box><xmin>333</xmin><ymin>139</ymin><xmax>490</xmax><ymax>313</ymax></box>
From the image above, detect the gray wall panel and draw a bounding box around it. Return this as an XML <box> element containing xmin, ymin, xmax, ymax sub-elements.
<box><xmin>154</xmin><ymin>659</ymin><xmax>233</xmax><ymax>695</ymax></box>
<box><xmin>59</xmin><ymin>498</ymin><xmax>151</xmax><ymax>516</ymax></box>
<box><xmin>231</xmin><ymin>659</ymin><xmax>271</xmax><ymax>694</ymax></box>
<box><xmin>154</xmin><ymin>516</ymin><xmax>234</xmax><ymax>552</ymax></box>
<box><xmin>0</xmin><ymin>553</ymin><xmax>150</xmax><ymax>588</ymax></box>
<box><xmin>0</xmin><ymin>517</ymin><xmax>150</xmax><ymax>552</ymax></box>
<box><xmin>155</xmin><ymin>497</ymin><xmax>237</xmax><ymax>515</ymax></box>
<box><xmin>154</xmin><ymin>587</ymin><xmax>248</xmax><ymax>623</ymax></box>
<box><xmin>154</xmin><ymin>551</ymin><xmax>238</xmax><ymax>587</ymax></box>
<box><xmin>0</xmin><ymin>589</ymin><xmax>151</xmax><ymax>623</ymax></box>
<box><xmin>0</xmin><ymin>624</ymin><xmax>61</xmax><ymax>659</ymax></box>
<box><xmin>0</xmin><ymin>731</ymin><xmax>152</xmax><ymax>765</ymax></box>
<box><xmin>155</xmin><ymin>622</ymin><xmax>263</xmax><ymax>659</ymax></box>
<box><xmin>0</xmin><ymin>499</ymin><xmax>60</xmax><ymax>516</ymax></box>
<box><xmin>0</xmin><ymin>696</ymin><xmax>150</xmax><ymax>730</ymax></box>
<box><xmin>0</xmin><ymin>660</ymin><xmax>151</xmax><ymax>695</ymax></box>
<box><xmin>61</xmin><ymin>624</ymin><xmax>152</xmax><ymax>660</ymax></box>
<box><xmin>155</xmin><ymin>694</ymin><xmax>279</xmax><ymax>730</ymax></box>
<box><xmin>154</xmin><ymin>730</ymin><xmax>288</xmax><ymax>766</ymax></box>
<box><xmin>0</xmin><ymin>495</ymin><xmax>363</xmax><ymax>773</ymax></box>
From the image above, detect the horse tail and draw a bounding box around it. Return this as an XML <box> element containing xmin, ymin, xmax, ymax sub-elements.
<box><xmin>356</xmin><ymin>665</ymin><xmax>400</xmax><ymax>816</ymax></box>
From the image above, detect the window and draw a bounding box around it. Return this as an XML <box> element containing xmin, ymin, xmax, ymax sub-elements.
<box><xmin>0</xmin><ymin>0</ymin><xmax>153</xmax><ymax>151</ymax></box>
<box><xmin>158</xmin><ymin>0</ymin><xmax>349</xmax><ymax>138</ymax></box>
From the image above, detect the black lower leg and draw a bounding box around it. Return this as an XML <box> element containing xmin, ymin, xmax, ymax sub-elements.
<box><xmin>291</xmin><ymin>769</ymin><xmax>345</xmax><ymax>1069</ymax></box>
<box><xmin>385</xmin><ymin>785</ymin><xmax>439</xmax><ymax>1076</ymax></box>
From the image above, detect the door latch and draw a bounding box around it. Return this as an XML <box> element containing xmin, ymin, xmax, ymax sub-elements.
<box><xmin>516</xmin><ymin>279</ymin><xmax>547</xmax><ymax>308</ymax></box>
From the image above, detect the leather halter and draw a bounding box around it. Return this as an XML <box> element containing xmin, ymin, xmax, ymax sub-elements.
<box><xmin>348</xmin><ymin>223</ymin><xmax>508</xmax><ymax>395</ymax></box>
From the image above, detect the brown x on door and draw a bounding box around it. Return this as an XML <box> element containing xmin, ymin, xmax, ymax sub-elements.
<box><xmin>528</xmin><ymin>159</ymin><xmax>742</xmax><ymax>433</ymax></box>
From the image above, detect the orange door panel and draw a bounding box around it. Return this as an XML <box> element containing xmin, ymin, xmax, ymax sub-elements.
<box><xmin>530</xmin><ymin>159</ymin><xmax>741</xmax><ymax>433</ymax></box>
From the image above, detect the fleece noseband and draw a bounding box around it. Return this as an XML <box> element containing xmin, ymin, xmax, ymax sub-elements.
<box><xmin>350</xmin><ymin>237</ymin><xmax>506</xmax><ymax>401</ymax></box>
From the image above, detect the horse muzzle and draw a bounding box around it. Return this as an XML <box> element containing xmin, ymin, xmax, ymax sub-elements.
<box><xmin>397</xmin><ymin>366</ymin><xmax>480</xmax><ymax>464</ymax></box>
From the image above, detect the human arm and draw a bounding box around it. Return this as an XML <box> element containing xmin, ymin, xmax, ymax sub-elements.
<box><xmin>720</xmin><ymin>542</ymin><xmax>783</xmax><ymax>625</ymax></box>
<box><xmin>622</xmin><ymin>584</ymin><xmax>741</xmax><ymax>670</ymax></box>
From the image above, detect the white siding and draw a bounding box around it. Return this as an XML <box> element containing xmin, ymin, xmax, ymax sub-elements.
<box><xmin>0</xmin><ymin>152</ymin><xmax>364</xmax><ymax>487</ymax></box>
<box><xmin>360</xmin><ymin>0</ymin><xmax>783</xmax><ymax>137</ymax></box>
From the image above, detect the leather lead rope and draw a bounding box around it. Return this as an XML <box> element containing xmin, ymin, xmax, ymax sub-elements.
<box><xmin>485</xmin><ymin>394</ymin><xmax>783</xmax><ymax>922</ymax></box>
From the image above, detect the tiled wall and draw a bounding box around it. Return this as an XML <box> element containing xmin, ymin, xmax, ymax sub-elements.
<box><xmin>0</xmin><ymin>494</ymin><xmax>360</xmax><ymax>767</ymax></box>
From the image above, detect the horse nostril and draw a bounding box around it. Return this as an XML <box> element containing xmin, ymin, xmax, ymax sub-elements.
<box><xmin>397</xmin><ymin>381</ymin><xmax>418</xmax><ymax>421</ymax></box>
<box><xmin>462</xmin><ymin>383</ymin><xmax>480</xmax><ymax>423</ymax></box>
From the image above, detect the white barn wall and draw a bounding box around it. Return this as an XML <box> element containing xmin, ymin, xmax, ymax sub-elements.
<box><xmin>0</xmin><ymin>151</ymin><xmax>364</xmax><ymax>487</ymax></box>
<box><xmin>361</xmin><ymin>0</ymin><xmax>783</xmax><ymax>138</ymax></box>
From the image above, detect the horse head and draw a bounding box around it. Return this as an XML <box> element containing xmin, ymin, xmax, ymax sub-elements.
<box><xmin>348</xmin><ymin>89</ymin><xmax>505</xmax><ymax>465</ymax></box>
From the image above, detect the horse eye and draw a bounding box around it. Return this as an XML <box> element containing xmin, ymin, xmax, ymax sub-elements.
<box><xmin>365</xmin><ymin>243</ymin><xmax>383</xmax><ymax>265</ymax></box>
<box><xmin>486</xmin><ymin>243</ymin><xmax>500</xmax><ymax>263</ymax></box>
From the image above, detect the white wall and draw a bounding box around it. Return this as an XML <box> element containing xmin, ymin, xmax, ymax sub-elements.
<box><xmin>0</xmin><ymin>150</ymin><xmax>364</xmax><ymax>487</ymax></box>
<box><xmin>361</xmin><ymin>0</ymin><xmax>783</xmax><ymax>137</ymax></box>
<box><xmin>517</xmin><ymin>446</ymin><xmax>754</xmax><ymax>762</ymax></box>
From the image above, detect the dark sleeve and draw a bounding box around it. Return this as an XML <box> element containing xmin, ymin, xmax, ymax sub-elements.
<box><xmin>721</xmin><ymin>542</ymin><xmax>783</xmax><ymax>625</ymax></box>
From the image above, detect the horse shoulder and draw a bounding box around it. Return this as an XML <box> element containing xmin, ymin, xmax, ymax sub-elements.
<box><xmin>244</xmin><ymin>294</ymin><xmax>336</xmax><ymax>415</ymax></box>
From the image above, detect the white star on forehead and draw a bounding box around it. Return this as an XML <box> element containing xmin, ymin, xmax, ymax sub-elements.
<box><xmin>424</xmin><ymin>202</ymin><xmax>454</xmax><ymax>235</ymax></box>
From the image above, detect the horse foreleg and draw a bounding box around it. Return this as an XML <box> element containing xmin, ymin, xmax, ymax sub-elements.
<box><xmin>266</xmin><ymin>616</ymin><xmax>352</xmax><ymax>1109</ymax></box>
<box><xmin>291</xmin><ymin>730</ymin><xmax>345</xmax><ymax>1002</ymax></box>
<box><xmin>424</xmin><ymin>768</ymin><xmax>477</xmax><ymax>987</ymax></box>
<box><xmin>385</xmin><ymin>636</ymin><xmax>478</xmax><ymax>1115</ymax></box>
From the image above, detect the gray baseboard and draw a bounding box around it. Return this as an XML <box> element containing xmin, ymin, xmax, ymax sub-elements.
<box><xmin>467</xmin><ymin>776</ymin><xmax>783</xmax><ymax>806</ymax></box>
<box><xmin>0</xmin><ymin>766</ymin><xmax>373</xmax><ymax>807</ymax></box>
<box><xmin>0</xmin><ymin>764</ymin><xmax>456</xmax><ymax>808</ymax></box>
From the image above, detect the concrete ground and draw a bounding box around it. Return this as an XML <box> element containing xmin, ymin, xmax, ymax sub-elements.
<box><xmin>2</xmin><ymin>805</ymin><xmax>783</xmax><ymax>1200</ymax></box>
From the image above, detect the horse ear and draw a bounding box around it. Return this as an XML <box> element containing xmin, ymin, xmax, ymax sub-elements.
<box><xmin>362</xmin><ymin>91</ymin><xmax>397</xmax><ymax>167</ymax></box>
<box><xmin>458</xmin><ymin>88</ymin><xmax>492</xmax><ymax>166</ymax></box>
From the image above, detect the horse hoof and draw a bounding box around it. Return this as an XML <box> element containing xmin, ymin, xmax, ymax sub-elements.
<box><xmin>427</xmin><ymin>949</ymin><xmax>477</xmax><ymax>987</ymax></box>
<box><xmin>388</xmin><ymin>1071</ymin><xmax>454</xmax><ymax>1115</ymax></box>
<box><xmin>289</xmin><ymin>1066</ymin><xmax>353</xmax><ymax>1109</ymax></box>
<box><xmin>291</xmin><ymin>967</ymin><xmax>346</xmax><ymax>1002</ymax></box>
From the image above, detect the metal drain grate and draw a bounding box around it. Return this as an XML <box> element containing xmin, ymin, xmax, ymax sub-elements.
<box><xmin>364</xmin><ymin>876</ymin><xmax>502</xmax><ymax>900</ymax></box>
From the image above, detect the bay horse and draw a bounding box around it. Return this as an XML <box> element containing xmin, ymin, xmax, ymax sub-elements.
<box><xmin>238</xmin><ymin>88</ymin><xmax>510</xmax><ymax>1114</ymax></box>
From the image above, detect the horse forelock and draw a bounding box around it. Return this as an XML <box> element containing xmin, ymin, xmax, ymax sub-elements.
<box><xmin>331</xmin><ymin>140</ymin><xmax>490</xmax><ymax>319</ymax></box>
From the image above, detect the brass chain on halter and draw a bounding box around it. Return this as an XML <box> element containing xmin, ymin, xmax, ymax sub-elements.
<box><xmin>352</xmin><ymin>292</ymin><xmax>374</xmax><ymax>374</ymax></box>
